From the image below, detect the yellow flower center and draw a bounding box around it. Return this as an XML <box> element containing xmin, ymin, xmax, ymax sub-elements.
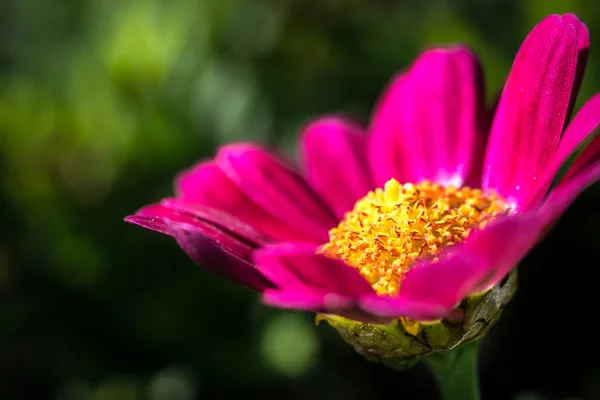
<box><xmin>320</xmin><ymin>179</ymin><xmax>509</xmax><ymax>296</ymax></box>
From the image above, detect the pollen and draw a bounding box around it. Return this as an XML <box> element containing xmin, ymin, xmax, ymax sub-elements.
<box><xmin>320</xmin><ymin>179</ymin><xmax>509</xmax><ymax>296</ymax></box>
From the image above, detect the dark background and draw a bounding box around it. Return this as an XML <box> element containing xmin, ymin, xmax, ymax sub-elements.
<box><xmin>1</xmin><ymin>0</ymin><xmax>599</xmax><ymax>399</ymax></box>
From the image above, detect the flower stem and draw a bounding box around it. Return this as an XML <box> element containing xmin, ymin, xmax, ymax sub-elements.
<box><xmin>423</xmin><ymin>340</ymin><xmax>481</xmax><ymax>400</ymax></box>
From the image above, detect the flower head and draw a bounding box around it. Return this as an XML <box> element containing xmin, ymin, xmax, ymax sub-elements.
<box><xmin>126</xmin><ymin>14</ymin><xmax>600</xmax><ymax>361</ymax></box>
<box><xmin>320</xmin><ymin>179</ymin><xmax>509</xmax><ymax>296</ymax></box>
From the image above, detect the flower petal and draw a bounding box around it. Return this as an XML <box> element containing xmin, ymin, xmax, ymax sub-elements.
<box><xmin>175</xmin><ymin>160</ymin><xmax>224</xmax><ymax>201</ymax></box>
<box><xmin>359</xmin><ymin>295</ymin><xmax>454</xmax><ymax>322</ymax></box>
<box><xmin>538</xmin><ymin>110</ymin><xmax>600</xmax><ymax>222</ymax></box>
<box><xmin>362</xmin><ymin>215</ymin><xmax>544</xmax><ymax>320</ymax></box>
<box><xmin>561</xmin><ymin>118</ymin><xmax>600</xmax><ymax>180</ymax></box>
<box><xmin>539</xmin><ymin>154</ymin><xmax>600</xmax><ymax>224</ymax></box>
<box><xmin>482</xmin><ymin>14</ymin><xmax>578</xmax><ymax>207</ymax></box>
<box><xmin>168</xmin><ymin>221</ymin><xmax>275</xmax><ymax>291</ymax></box>
<box><xmin>159</xmin><ymin>198</ymin><xmax>270</xmax><ymax>246</ymax></box>
<box><xmin>125</xmin><ymin>204</ymin><xmax>198</xmax><ymax>236</ymax></box>
<box><xmin>522</xmin><ymin>93</ymin><xmax>600</xmax><ymax>209</ymax></box>
<box><xmin>126</xmin><ymin>204</ymin><xmax>261</xmax><ymax>258</ymax></box>
<box><xmin>125</xmin><ymin>209</ymin><xmax>275</xmax><ymax>291</ymax></box>
<box><xmin>262</xmin><ymin>289</ymin><xmax>391</xmax><ymax>324</ymax></box>
<box><xmin>368</xmin><ymin>46</ymin><xmax>485</xmax><ymax>187</ymax></box>
<box><xmin>252</xmin><ymin>243</ymin><xmax>373</xmax><ymax>296</ymax></box>
<box><xmin>254</xmin><ymin>244</ymin><xmax>389</xmax><ymax>322</ymax></box>
<box><xmin>216</xmin><ymin>144</ymin><xmax>337</xmax><ymax>243</ymax></box>
<box><xmin>174</xmin><ymin>161</ymin><xmax>311</xmax><ymax>241</ymax></box>
<box><xmin>300</xmin><ymin>117</ymin><xmax>373</xmax><ymax>217</ymax></box>
<box><xmin>253</xmin><ymin>244</ymin><xmax>461</xmax><ymax>322</ymax></box>
<box><xmin>562</xmin><ymin>14</ymin><xmax>590</xmax><ymax>122</ymax></box>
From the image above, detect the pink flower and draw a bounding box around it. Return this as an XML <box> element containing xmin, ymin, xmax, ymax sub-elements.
<box><xmin>125</xmin><ymin>14</ymin><xmax>599</xmax><ymax>324</ymax></box>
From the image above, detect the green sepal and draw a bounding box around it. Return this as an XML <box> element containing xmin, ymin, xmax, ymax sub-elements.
<box><xmin>319</xmin><ymin>271</ymin><xmax>516</xmax><ymax>370</ymax></box>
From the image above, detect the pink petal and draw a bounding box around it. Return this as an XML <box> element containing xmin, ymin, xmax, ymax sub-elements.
<box><xmin>562</xmin><ymin>14</ymin><xmax>590</xmax><ymax>122</ymax></box>
<box><xmin>254</xmin><ymin>244</ymin><xmax>391</xmax><ymax>322</ymax></box>
<box><xmin>252</xmin><ymin>243</ymin><xmax>374</xmax><ymax>296</ymax></box>
<box><xmin>300</xmin><ymin>117</ymin><xmax>373</xmax><ymax>218</ymax></box>
<box><xmin>174</xmin><ymin>161</ymin><xmax>311</xmax><ymax>242</ymax></box>
<box><xmin>175</xmin><ymin>160</ymin><xmax>223</xmax><ymax>201</ymax></box>
<box><xmin>562</xmin><ymin>119</ymin><xmax>600</xmax><ymax>180</ymax></box>
<box><xmin>538</xmin><ymin>109</ymin><xmax>600</xmax><ymax>222</ymax></box>
<box><xmin>126</xmin><ymin>204</ymin><xmax>261</xmax><ymax>259</ymax></box>
<box><xmin>125</xmin><ymin>210</ymin><xmax>274</xmax><ymax>291</ymax></box>
<box><xmin>522</xmin><ymin>93</ymin><xmax>600</xmax><ymax>209</ymax></box>
<box><xmin>368</xmin><ymin>46</ymin><xmax>485</xmax><ymax>187</ymax></box>
<box><xmin>253</xmin><ymin>244</ymin><xmax>461</xmax><ymax>322</ymax></box>
<box><xmin>125</xmin><ymin>204</ymin><xmax>199</xmax><ymax>236</ymax></box>
<box><xmin>159</xmin><ymin>198</ymin><xmax>270</xmax><ymax>246</ymax></box>
<box><xmin>168</xmin><ymin>221</ymin><xmax>275</xmax><ymax>291</ymax></box>
<box><xmin>359</xmin><ymin>295</ymin><xmax>454</xmax><ymax>322</ymax></box>
<box><xmin>482</xmin><ymin>14</ymin><xmax>579</xmax><ymax>207</ymax></box>
<box><xmin>262</xmin><ymin>290</ymin><xmax>355</xmax><ymax>310</ymax></box>
<box><xmin>362</xmin><ymin>215</ymin><xmax>544</xmax><ymax>320</ymax></box>
<box><xmin>551</xmin><ymin>94</ymin><xmax>600</xmax><ymax>177</ymax></box>
<box><xmin>539</xmin><ymin>160</ymin><xmax>600</xmax><ymax>224</ymax></box>
<box><xmin>262</xmin><ymin>289</ymin><xmax>392</xmax><ymax>324</ymax></box>
<box><xmin>520</xmin><ymin>15</ymin><xmax>591</xmax><ymax>210</ymax></box>
<box><xmin>216</xmin><ymin>144</ymin><xmax>337</xmax><ymax>243</ymax></box>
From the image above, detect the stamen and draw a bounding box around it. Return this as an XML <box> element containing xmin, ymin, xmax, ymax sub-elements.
<box><xmin>320</xmin><ymin>179</ymin><xmax>508</xmax><ymax>295</ymax></box>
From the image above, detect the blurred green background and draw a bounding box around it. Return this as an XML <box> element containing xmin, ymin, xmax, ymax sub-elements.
<box><xmin>2</xmin><ymin>0</ymin><xmax>600</xmax><ymax>399</ymax></box>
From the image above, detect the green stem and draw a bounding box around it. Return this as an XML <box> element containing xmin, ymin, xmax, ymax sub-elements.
<box><xmin>423</xmin><ymin>341</ymin><xmax>481</xmax><ymax>400</ymax></box>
